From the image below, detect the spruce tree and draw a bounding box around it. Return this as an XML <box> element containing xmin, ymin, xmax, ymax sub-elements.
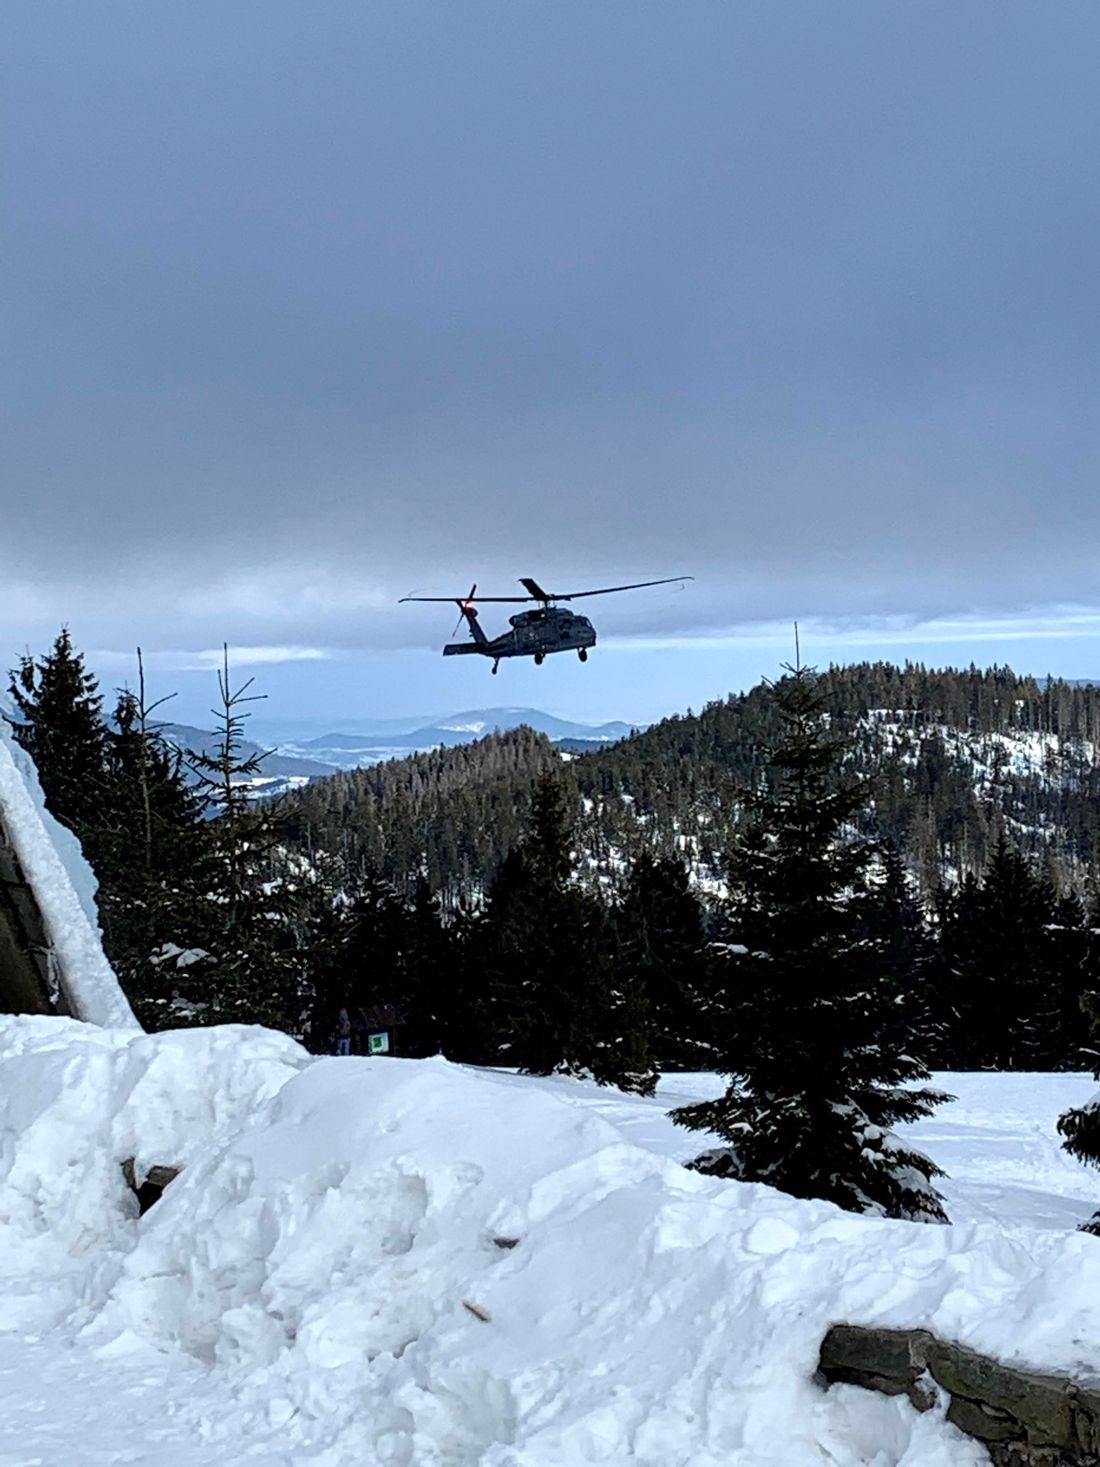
<box><xmin>96</xmin><ymin>673</ymin><xmax>215</xmax><ymax>1025</ymax></box>
<box><xmin>863</xmin><ymin>845</ymin><xmax>941</xmax><ymax>1067</ymax></box>
<box><xmin>401</xmin><ymin>877</ymin><xmax>461</xmax><ymax>1058</ymax></box>
<box><xmin>295</xmin><ymin>848</ymin><xmax>356</xmax><ymax>1054</ymax></box>
<box><xmin>339</xmin><ymin>869</ymin><xmax>408</xmax><ymax>1013</ymax></box>
<box><xmin>1044</xmin><ymin>888</ymin><xmax>1096</xmax><ymax>1067</ymax></box>
<box><xmin>615</xmin><ymin>853</ymin><xmax>711</xmax><ymax>1069</ymax></box>
<box><xmin>924</xmin><ymin>874</ymin><xmax>982</xmax><ymax>1068</ymax></box>
<box><xmin>671</xmin><ymin>665</ymin><xmax>949</xmax><ymax>1222</ymax></box>
<box><xmin>9</xmin><ymin>628</ymin><xmax>110</xmax><ymax>839</ymax></box>
<box><xmin>474</xmin><ymin>776</ymin><xmax>657</xmax><ymax>1093</ymax></box>
<box><xmin>932</xmin><ymin>837</ymin><xmax>1060</xmax><ymax>1069</ymax></box>
<box><xmin>974</xmin><ymin>837</ymin><xmax>1056</xmax><ymax>1068</ymax></box>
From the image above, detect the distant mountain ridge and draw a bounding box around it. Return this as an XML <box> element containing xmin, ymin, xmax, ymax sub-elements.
<box><xmin>157</xmin><ymin>723</ymin><xmax>338</xmax><ymax>792</ymax></box>
<box><xmin>285</xmin><ymin>708</ymin><xmax>641</xmax><ymax>769</ymax></box>
<box><xmin>156</xmin><ymin>709</ymin><xmax>640</xmax><ymax>785</ymax></box>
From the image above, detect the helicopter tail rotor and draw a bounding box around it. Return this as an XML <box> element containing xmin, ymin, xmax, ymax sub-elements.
<box><xmin>451</xmin><ymin>583</ymin><xmax>477</xmax><ymax>638</ymax></box>
<box><xmin>443</xmin><ymin>585</ymin><xmax>489</xmax><ymax>651</ymax></box>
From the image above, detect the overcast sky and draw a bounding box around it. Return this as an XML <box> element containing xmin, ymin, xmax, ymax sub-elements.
<box><xmin>4</xmin><ymin>2</ymin><xmax>1100</xmax><ymax>729</ymax></box>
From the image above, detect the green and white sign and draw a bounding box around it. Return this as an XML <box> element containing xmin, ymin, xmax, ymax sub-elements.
<box><xmin>367</xmin><ymin>1031</ymin><xmax>390</xmax><ymax>1055</ymax></box>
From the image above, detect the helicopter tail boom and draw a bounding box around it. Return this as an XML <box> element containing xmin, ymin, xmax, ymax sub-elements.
<box><xmin>446</xmin><ymin>592</ymin><xmax>489</xmax><ymax>652</ymax></box>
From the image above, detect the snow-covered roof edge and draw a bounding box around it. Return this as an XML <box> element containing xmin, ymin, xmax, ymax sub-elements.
<box><xmin>0</xmin><ymin>704</ymin><xmax>139</xmax><ymax>1030</ymax></box>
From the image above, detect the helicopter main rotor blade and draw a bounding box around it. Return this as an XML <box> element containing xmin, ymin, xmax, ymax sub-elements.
<box><xmin>519</xmin><ymin>577</ymin><xmax>552</xmax><ymax>601</ymax></box>
<box><xmin>521</xmin><ymin>575</ymin><xmax>694</xmax><ymax>602</ymax></box>
<box><xmin>400</xmin><ymin>575</ymin><xmax>693</xmax><ymax>605</ymax></box>
<box><xmin>399</xmin><ymin>594</ymin><xmax>531</xmax><ymax>603</ymax></box>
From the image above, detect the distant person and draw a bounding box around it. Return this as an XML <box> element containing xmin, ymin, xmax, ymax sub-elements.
<box><xmin>334</xmin><ymin>1007</ymin><xmax>351</xmax><ymax>1056</ymax></box>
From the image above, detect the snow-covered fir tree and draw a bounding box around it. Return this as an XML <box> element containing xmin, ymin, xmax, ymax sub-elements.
<box><xmin>671</xmin><ymin>664</ymin><xmax>950</xmax><ymax>1222</ymax></box>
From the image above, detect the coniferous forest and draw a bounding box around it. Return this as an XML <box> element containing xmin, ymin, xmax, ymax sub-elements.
<box><xmin>12</xmin><ymin>631</ymin><xmax>1100</xmax><ymax>1221</ymax></box>
<box><xmin>287</xmin><ymin>661</ymin><xmax>1100</xmax><ymax>903</ymax></box>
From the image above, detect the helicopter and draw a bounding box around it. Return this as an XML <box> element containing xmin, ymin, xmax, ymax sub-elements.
<box><xmin>400</xmin><ymin>575</ymin><xmax>692</xmax><ymax>674</ymax></box>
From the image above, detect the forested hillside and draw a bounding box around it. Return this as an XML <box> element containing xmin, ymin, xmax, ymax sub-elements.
<box><xmin>283</xmin><ymin>662</ymin><xmax>1100</xmax><ymax>901</ymax></box>
<box><xmin>281</xmin><ymin>726</ymin><xmax>562</xmax><ymax>901</ymax></box>
<box><xmin>14</xmin><ymin>635</ymin><xmax>1100</xmax><ymax>1089</ymax></box>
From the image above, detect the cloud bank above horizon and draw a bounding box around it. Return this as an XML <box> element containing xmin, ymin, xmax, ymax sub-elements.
<box><xmin>4</xmin><ymin>1</ymin><xmax>1100</xmax><ymax>715</ymax></box>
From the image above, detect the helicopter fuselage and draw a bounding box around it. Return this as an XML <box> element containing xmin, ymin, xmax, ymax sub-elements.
<box><xmin>444</xmin><ymin>605</ymin><xmax>596</xmax><ymax>670</ymax></box>
<box><xmin>403</xmin><ymin>572</ymin><xmax>691</xmax><ymax>675</ymax></box>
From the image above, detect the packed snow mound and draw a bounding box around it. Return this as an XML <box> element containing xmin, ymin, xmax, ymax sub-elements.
<box><xmin>5</xmin><ymin>1020</ymin><xmax>1100</xmax><ymax>1464</ymax></box>
<box><xmin>0</xmin><ymin>704</ymin><xmax>137</xmax><ymax>1028</ymax></box>
<box><xmin>0</xmin><ymin>1017</ymin><xmax>309</xmax><ymax>1259</ymax></box>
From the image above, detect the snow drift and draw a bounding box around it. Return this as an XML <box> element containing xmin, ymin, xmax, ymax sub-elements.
<box><xmin>5</xmin><ymin>1019</ymin><xmax>1100</xmax><ymax>1464</ymax></box>
<box><xmin>0</xmin><ymin>1017</ymin><xmax>308</xmax><ymax>1282</ymax></box>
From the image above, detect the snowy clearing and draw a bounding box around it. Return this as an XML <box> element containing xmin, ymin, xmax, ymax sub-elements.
<box><xmin>1</xmin><ymin>1020</ymin><xmax>1099</xmax><ymax>1465</ymax></box>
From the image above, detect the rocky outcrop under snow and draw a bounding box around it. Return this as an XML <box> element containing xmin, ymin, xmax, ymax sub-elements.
<box><xmin>820</xmin><ymin>1323</ymin><xmax>1100</xmax><ymax>1464</ymax></box>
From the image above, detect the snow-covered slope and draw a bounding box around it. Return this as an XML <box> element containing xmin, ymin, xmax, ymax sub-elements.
<box><xmin>0</xmin><ymin>707</ymin><xmax>138</xmax><ymax>1028</ymax></box>
<box><xmin>862</xmin><ymin>710</ymin><xmax>1097</xmax><ymax>804</ymax></box>
<box><xmin>3</xmin><ymin>1018</ymin><xmax>1100</xmax><ymax>1464</ymax></box>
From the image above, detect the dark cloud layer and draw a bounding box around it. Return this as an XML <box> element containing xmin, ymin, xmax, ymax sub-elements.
<box><xmin>4</xmin><ymin>1</ymin><xmax>1100</xmax><ymax>663</ymax></box>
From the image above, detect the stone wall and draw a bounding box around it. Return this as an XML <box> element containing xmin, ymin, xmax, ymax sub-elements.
<box><xmin>819</xmin><ymin>1323</ymin><xmax>1100</xmax><ymax>1465</ymax></box>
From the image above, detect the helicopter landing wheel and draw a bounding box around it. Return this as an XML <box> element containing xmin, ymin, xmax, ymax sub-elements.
<box><xmin>534</xmin><ymin>653</ymin><xmax>544</xmax><ymax>666</ymax></box>
<box><xmin>578</xmin><ymin>648</ymin><xmax>588</xmax><ymax>662</ymax></box>
<box><xmin>492</xmin><ymin>661</ymin><xmax>499</xmax><ymax>675</ymax></box>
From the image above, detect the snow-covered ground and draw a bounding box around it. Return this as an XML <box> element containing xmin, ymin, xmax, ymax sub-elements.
<box><xmin>1</xmin><ymin>1020</ymin><xmax>1099</xmax><ymax>1466</ymax></box>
